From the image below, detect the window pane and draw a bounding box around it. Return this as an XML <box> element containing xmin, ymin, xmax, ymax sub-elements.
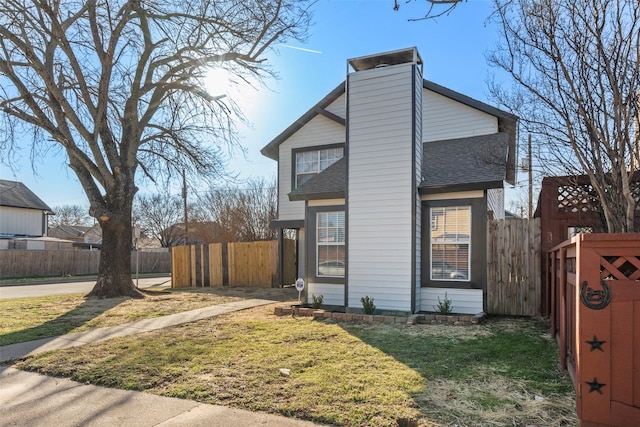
<box><xmin>317</xmin><ymin>245</ymin><xmax>345</xmax><ymax>277</ymax></box>
<box><xmin>431</xmin><ymin>244</ymin><xmax>469</xmax><ymax>280</ymax></box>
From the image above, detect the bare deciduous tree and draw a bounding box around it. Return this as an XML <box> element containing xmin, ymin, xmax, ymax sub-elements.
<box><xmin>49</xmin><ymin>204</ymin><xmax>92</xmax><ymax>228</ymax></box>
<box><xmin>195</xmin><ymin>177</ymin><xmax>277</xmax><ymax>243</ymax></box>
<box><xmin>0</xmin><ymin>0</ymin><xmax>312</xmax><ymax>296</ymax></box>
<box><xmin>488</xmin><ymin>0</ymin><xmax>640</xmax><ymax>232</ymax></box>
<box><xmin>393</xmin><ymin>0</ymin><xmax>466</xmax><ymax>20</ymax></box>
<box><xmin>134</xmin><ymin>193</ymin><xmax>183</xmax><ymax>247</ymax></box>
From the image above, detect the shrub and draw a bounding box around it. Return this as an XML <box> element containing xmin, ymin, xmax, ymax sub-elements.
<box><xmin>361</xmin><ymin>295</ymin><xmax>376</xmax><ymax>314</ymax></box>
<box><xmin>433</xmin><ymin>292</ymin><xmax>453</xmax><ymax>314</ymax></box>
<box><xmin>311</xmin><ymin>294</ymin><xmax>324</xmax><ymax>309</ymax></box>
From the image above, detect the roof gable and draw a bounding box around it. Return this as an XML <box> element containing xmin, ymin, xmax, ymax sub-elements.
<box><xmin>260</xmin><ymin>79</ymin><xmax>517</xmax><ymax>161</ymax></box>
<box><xmin>260</xmin><ymin>82</ymin><xmax>345</xmax><ymax>160</ymax></box>
<box><xmin>0</xmin><ymin>179</ymin><xmax>52</xmax><ymax>211</ymax></box>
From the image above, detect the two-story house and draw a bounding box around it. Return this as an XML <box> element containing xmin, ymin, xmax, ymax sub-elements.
<box><xmin>261</xmin><ymin>48</ymin><xmax>517</xmax><ymax>315</ymax></box>
<box><xmin>0</xmin><ymin>179</ymin><xmax>52</xmax><ymax>238</ymax></box>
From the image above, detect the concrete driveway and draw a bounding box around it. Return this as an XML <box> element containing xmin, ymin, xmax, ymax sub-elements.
<box><xmin>0</xmin><ymin>276</ymin><xmax>172</xmax><ymax>299</ymax></box>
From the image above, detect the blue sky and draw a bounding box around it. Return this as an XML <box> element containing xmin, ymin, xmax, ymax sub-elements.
<box><xmin>3</xmin><ymin>0</ymin><xmax>526</xmax><ymax>209</ymax></box>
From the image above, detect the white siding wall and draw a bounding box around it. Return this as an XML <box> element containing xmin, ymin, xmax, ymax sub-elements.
<box><xmin>421</xmin><ymin>288</ymin><xmax>484</xmax><ymax>315</ymax></box>
<box><xmin>0</xmin><ymin>207</ymin><xmax>43</xmax><ymax>236</ymax></box>
<box><xmin>423</xmin><ymin>90</ymin><xmax>497</xmax><ymax>142</ymax></box>
<box><xmin>487</xmin><ymin>188</ymin><xmax>505</xmax><ymax>220</ymax></box>
<box><xmin>277</xmin><ymin>115</ymin><xmax>345</xmax><ymax>221</ymax></box>
<box><xmin>308</xmin><ymin>283</ymin><xmax>344</xmax><ymax>306</ymax></box>
<box><xmin>325</xmin><ymin>93</ymin><xmax>346</xmax><ymax>119</ymax></box>
<box><xmin>347</xmin><ymin>63</ymin><xmax>420</xmax><ymax>312</ymax></box>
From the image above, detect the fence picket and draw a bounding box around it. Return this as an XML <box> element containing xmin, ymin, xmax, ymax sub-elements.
<box><xmin>0</xmin><ymin>250</ymin><xmax>170</xmax><ymax>279</ymax></box>
<box><xmin>171</xmin><ymin>240</ymin><xmax>296</xmax><ymax>289</ymax></box>
<box><xmin>487</xmin><ymin>218</ymin><xmax>541</xmax><ymax>316</ymax></box>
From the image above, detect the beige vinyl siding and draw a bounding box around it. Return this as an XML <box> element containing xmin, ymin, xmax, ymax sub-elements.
<box><xmin>277</xmin><ymin>115</ymin><xmax>345</xmax><ymax>221</ymax></box>
<box><xmin>421</xmin><ymin>287</ymin><xmax>483</xmax><ymax>315</ymax></box>
<box><xmin>487</xmin><ymin>188</ymin><xmax>505</xmax><ymax>219</ymax></box>
<box><xmin>422</xmin><ymin>190</ymin><xmax>484</xmax><ymax>201</ymax></box>
<box><xmin>0</xmin><ymin>207</ymin><xmax>43</xmax><ymax>236</ymax></box>
<box><xmin>324</xmin><ymin>93</ymin><xmax>346</xmax><ymax>119</ymax></box>
<box><xmin>308</xmin><ymin>199</ymin><xmax>345</xmax><ymax>207</ymax></box>
<box><xmin>347</xmin><ymin>63</ymin><xmax>417</xmax><ymax>312</ymax></box>
<box><xmin>307</xmin><ymin>283</ymin><xmax>344</xmax><ymax>306</ymax></box>
<box><xmin>423</xmin><ymin>89</ymin><xmax>498</xmax><ymax>142</ymax></box>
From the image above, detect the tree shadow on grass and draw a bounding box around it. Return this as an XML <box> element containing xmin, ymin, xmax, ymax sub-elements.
<box><xmin>0</xmin><ymin>296</ymin><xmax>128</xmax><ymax>347</ymax></box>
<box><xmin>338</xmin><ymin>317</ymin><xmax>577</xmax><ymax>426</ymax></box>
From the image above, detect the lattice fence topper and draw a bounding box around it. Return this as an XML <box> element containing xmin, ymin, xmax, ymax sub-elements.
<box><xmin>600</xmin><ymin>255</ymin><xmax>640</xmax><ymax>280</ymax></box>
<box><xmin>556</xmin><ymin>179</ymin><xmax>640</xmax><ymax>215</ymax></box>
<box><xmin>557</xmin><ymin>182</ymin><xmax>600</xmax><ymax>214</ymax></box>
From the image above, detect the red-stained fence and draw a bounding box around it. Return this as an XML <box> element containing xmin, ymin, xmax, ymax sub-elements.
<box><xmin>549</xmin><ymin>233</ymin><xmax>640</xmax><ymax>426</ymax></box>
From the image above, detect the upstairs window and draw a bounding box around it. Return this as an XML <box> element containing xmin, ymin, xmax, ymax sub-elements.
<box><xmin>295</xmin><ymin>147</ymin><xmax>343</xmax><ymax>188</ymax></box>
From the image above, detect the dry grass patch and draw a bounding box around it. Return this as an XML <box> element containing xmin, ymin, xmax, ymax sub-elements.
<box><xmin>14</xmin><ymin>305</ymin><xmax>576</xmax><ymax>426</ymax></box>
<box><xmin>0</xmin><ymin>289</ymin><xmax>248</xmax><ymax>346</ymax></box>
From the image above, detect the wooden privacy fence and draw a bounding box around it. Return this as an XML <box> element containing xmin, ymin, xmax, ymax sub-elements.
<box><xmin>172</xmin><ymin>239</ymin><xmax>296</xmax><ymax>288</ymax></box>
<box><xmin>0</xmin><ymin>250</ymin><xmax>171</xmax><ymax>279</ymax></box>
<box><xmin>486</xmin><ymin>218</ymin><xmax>541</xmax><ymax>316</ymax></box>
<box><xmin>550</xmin><ymin>233</ymin><xmax>640</xmax><ymax>426</ymax></box>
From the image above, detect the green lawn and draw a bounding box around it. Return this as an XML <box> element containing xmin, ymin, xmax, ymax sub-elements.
<box><xmin>12</xmin><ymin>302</ymin><xmax>578</xmax><ymax>426</ymax></box>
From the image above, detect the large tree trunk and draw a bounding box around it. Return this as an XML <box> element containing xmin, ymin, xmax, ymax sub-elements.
<box><xmin>88</xmin><ymin>192</ymin><xmax>142</xmax><ymax>298</ymax></box>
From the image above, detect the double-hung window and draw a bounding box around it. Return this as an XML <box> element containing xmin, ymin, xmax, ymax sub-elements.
<box><xmin>430</xmin><ymin>206</ymin><xmax>471</xmax><ymax>281</ymax></box>
<box><xmin>295</xmin><ymin>147</ymin><xmax>343</xmax><ymax>188</ymax></box>
<box><xmin>316</xmin><ymin>211</ymin><xmax>345</xmax><ymax>278</ymax></box>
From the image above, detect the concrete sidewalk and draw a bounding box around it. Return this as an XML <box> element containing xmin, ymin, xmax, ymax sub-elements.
<box><xmin>0</xmin><ymin>299</ymin><xmax>322</xmax><ymax>426</ymax></box>
<box><xmin>0</xmin><ymin>298</ymin><xmax>274</xmax><ymax>363</ymax></box>
<box><xmin>0</xmin><ymin>366</ymin><xmax>319</xmax><ymax>426</ymax></box>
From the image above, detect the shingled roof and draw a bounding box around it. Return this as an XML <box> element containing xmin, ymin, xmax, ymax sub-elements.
<box><xmin>288</xmin><ymin>157</ymin><xmax>346</xmax><ymax>201</ymax></box>
<box><xmin>420</xmin><ymin>132</ymin><xmax>510</xmax><ymax>193</ymax></box>
<box><xmin>287</xmin><ymin>133</ymin><xmax>510</xmax><ymax>201</ymax></box>
<box><xmin>0</xmin><ymin>179</ymin><xmax>51</xmax><ymax>211</ymax></box>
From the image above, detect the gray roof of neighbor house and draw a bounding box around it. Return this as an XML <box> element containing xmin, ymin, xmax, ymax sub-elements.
<box><xmin>48</xmin><ymin>224</ymin><xmax>91</xmax><ymax>240</ymax></box>
<box><xmin>287</xmin><ymin>133</ymin><xmax>511</xmax><ymax>201</ymax></box>
<box><xmin>260</xmin><ymin>79</ymin><xmax>518</xmax><ymax>161</ymax></box>
<box><xmin>0</xmin><ymin>179</ymin><xmax>52</xmax><ymax>211</ymax></box>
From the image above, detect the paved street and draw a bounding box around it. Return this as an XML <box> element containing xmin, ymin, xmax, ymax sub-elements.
<box><xmin>0</xmin><ymin>276</ymin><xmax>172</xmax><ymax>299</ymax></box>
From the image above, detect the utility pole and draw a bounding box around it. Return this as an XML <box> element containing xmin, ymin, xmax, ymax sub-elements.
<box><xmin>182</xmin><ymin>169</ymin><xmax>189</xmax><ymax>246</ymax></box>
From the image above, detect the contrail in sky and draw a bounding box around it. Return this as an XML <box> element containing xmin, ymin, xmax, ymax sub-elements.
<box><xmin>277</xmin><ymin>44</ymin><xmax>323</xmax><ymax>54</ymax></box>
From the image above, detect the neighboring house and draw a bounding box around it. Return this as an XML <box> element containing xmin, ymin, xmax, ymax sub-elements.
<box><xmin>48</xmin><ymin>224</ymin><xmax>92</xmax><ymax>242</ymax></box>
<box><xmin>261</xmin><ymin>48</ymin><xmax>517</xmax><ymax>315</ymax></box>
<box><xmin>161</xmin><ymin>222</ymin><xmax>223</xmax><ymax>247</ymax></box>
<box><xmin>0</xmin><ymin>179</ymin><xmax>52</xmax><ymax>238</ymax></box>
<box><xmin>49</xmin><ymin>223</ymin><xmax>102</xmax><ymax>249</ymax></box>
